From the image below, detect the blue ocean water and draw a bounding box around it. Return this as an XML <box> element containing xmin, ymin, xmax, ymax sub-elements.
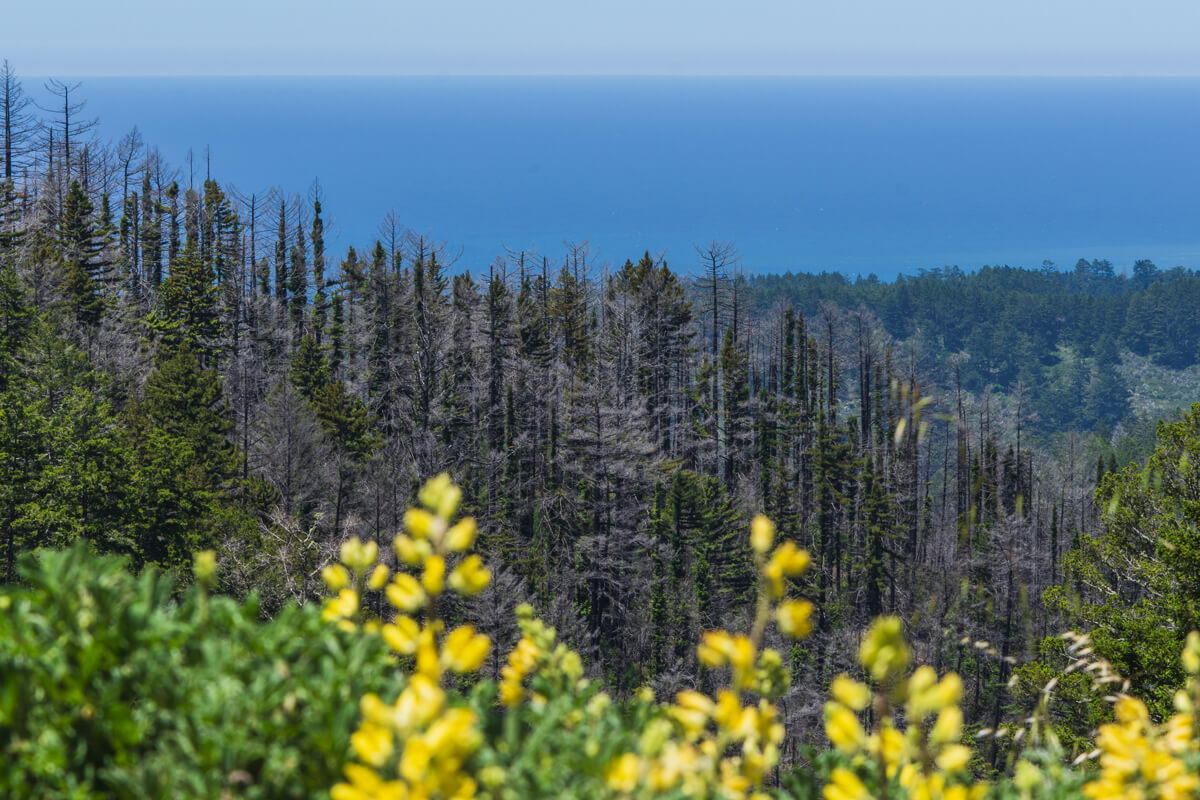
<box><xmin>58</xmin><ymin>76</ymin><xmax>1200</xmax><ymax>278</ymax></box>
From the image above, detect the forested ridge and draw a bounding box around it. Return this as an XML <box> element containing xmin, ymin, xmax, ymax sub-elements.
<box><xmin>3</xmin><ymin>62</ymin><xmax>1200</xmax><ymax>760</ymax></box>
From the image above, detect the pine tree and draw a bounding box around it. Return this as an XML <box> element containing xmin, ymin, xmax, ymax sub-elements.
<box><xmin>274</xmin><ymin>199</ymin><xmax>288</xmax><ymax>304</ymax></box>
<box><xmin>151</xmin><ymin>241</ymin><xmax>220</xmax><ymax>362</ymax></box>
<box><xmin>58</xmin><ymin>180</ymin><xmax>107</xmax><ymax>326</ymax></box>
<box><xmin>310</xmin><ymin>199</ymin><xmax>327</xmax><ymax>343</ymax></box>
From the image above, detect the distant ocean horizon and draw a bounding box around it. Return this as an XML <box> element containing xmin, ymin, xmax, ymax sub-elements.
<box><xmin>37</xmin><ymin>76</ymin><xmax>1200</xmax><ymax>280</ymax></box>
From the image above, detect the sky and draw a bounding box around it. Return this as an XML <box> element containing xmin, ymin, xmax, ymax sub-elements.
<box><xmin>5</xmin><ymin>0</ymin><xmax>1200</xmax><ymax>77</ymax></box>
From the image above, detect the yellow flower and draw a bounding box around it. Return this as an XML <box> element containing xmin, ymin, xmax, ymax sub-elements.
<box><xmin>415</xmin><ymin>626</ymin><xmax>440</xmax><ymax>680</ymax></box>
<box><xmin>386</xmin><ymin>574</ymin><xmax>427</xmax><ymax>613</ymax></box>
<box><xmin>422</xmin><ymin>555</ymin><xmax>446</xmax><ymax>595</ymax></box>
<box><xmin>824</xmin><ymin>702</ymin><xmax>866</xmax><ymax>754</ymax></box>
<box><xmin>448</xmin><ymin>555</ymin><xmax>491</xmax><ymax>597</ymax></box>
<box><xmin>381</xmin><ymin>616</ymin><xmax>421</xmax><ymax>655</ymax></box>
<box><xmin>606</xmin><ymin>753</ymin><xmax>641</xmax><ymax>793</ymax></box>
<box><xmin>750</xmin><ymin>514</ymin><xmax>775</xmax><ymax>554</ymax></box>
<box><xmin>360</xmin><ymin>693</ymin><xmax>391</xmax><ymax>726</ymax></box>
<box><xmin>499</xmin><ymin>676</ymin><xmax>524</xmax><ymax>707</ymax></box>
<box><xmin>441</xmin><ymin>625</ymin><xmax>491</xmax><ymax>673</ymax></box>
<box><xmin>350</xmin><ymin>721</ymin><xmax>394</xmax><ymax>767</ymax></box>
<box><xmin>322</xmin><ymin>588</ymin><xmax>359</xmax><ymax>622</ymax></box>
<box><xmin>333</xmin><ymin>763</ymin><xmax>385</xmax><ymax>800</ymax></box>
<box><xmin>367</xmin><ymin>564</ymin><xmax>390</xmax><ymax>590</ymax></box>
<box><xmin>729</xmin><ymin>635</ymin><xmax>755</xmax><ymax>678</ymax></box>
<box><xmin>830</xmin><ymin>674</ymin><xmax>871</xmax><ymax>712</ymax></box>
<box><xmin>713</xmin><ymin>690</ymin><xmax>744</xmax><ymax>732</ymax></box>
<box><xmin>763</xmin><ymin>541</ymin><xmax>810</xmax><ymax>598</ymax></box>
<box><xmin>399</xmin><ymin>737</ymin><xmax>432</xmax><ymax>784</ymax></box>
<box><xmin>930</xmin><ymin>706</ymin><xmax>963</xmax><ymax>745</ymax></box>
<box><xmin>776</xmin><ymin>599</ymin><xmax>814</xmax><ymax>639</ymax></box>
<box><xmin>425</xmin><ymin>708</ymin><xmax>480</xmax><ymax>755</ymax></box>
<box><xmin>192</xmin><ymin>549</ymin><xmax>216</xmax><ymax>587</ymax></box>
<box><xmin>1183</xmin><ymin>631</ymin><xmax>1200</xmax><ymax>675</ymax></box>
<box><xmin>340</xmin><ymin>537</ymin><xmax>379</xmax><ymax>573</ymax></box>
<box><xmin>1014</xmin><ymin>760</ymin><xmax>1042</xmax><ymax>793</ymax></box>
<box><xmin>444</xmin><ymin>518</ymin><xmax>478</xmax><ymax>552</ymax></box>
<box><xmin>394</xmin><ymin>533</ymin><xmax>431</xmax><ymax>566</ymax></box>
<box><xmin>697</xmin><ymin>630</ymin><xmax>734</xmax><ymax>668</ymax></box>
<box><xmin>858</xmin><ymin>616</ymin><xmax>910</xmax><ymax>683</ymax></box>
<box><xmin>322</xmin><ymin>564</ymin><xmax>350</xmax><ymax>592</ymax></box>
<box><xmin>672</xmin><ymin>690</ymin><xmax>714</xmax><ymax>737</ymax></box>
<box><xmin>418</xmin><ymin>472</ymin><xmax>462</xmax><ymax>518</ymax></box>
<box><xmin>936</xmin><ymin>744</ymin><xmax>971</xmax><ymax>772</ymax></box>
<box><xmin>1114</xmin><ymin>695</ymin><xmax>1149</xmax><ymax>725</ymax></box>
<box><xmin>824</xmin><ymin>767</ymin><xmax>869</xmax><ymax>800</ymax></box>
<box><xmin>404</xmin><ymin>508</ymin><xmax>438</xmax><ymax>540</ymax></box>
<box><xmin>391</xmin><ymin>674</ymin><xmax>445</xmax><ymax>735</ymax></box>
<box><xmin>418</xmin><ymin>472</ymin><xmax>453</xmax><ymax>509</ymax></box>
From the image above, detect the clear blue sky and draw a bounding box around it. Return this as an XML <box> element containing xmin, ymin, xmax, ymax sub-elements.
<box><xmin>7</xmin><ymin>0</ymin><xmax>1200</xmax><ymax>76</ymax></box>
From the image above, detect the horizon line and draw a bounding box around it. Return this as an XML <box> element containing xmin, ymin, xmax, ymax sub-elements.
<box><xmin>20</xmin><ymin>71</ymin><xmax>1200</xmax><ymax>80</ymax></box>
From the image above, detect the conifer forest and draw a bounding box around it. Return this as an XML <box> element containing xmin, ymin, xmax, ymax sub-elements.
<box><xmin>5</xmin><ymin>62</ymin><xmax>1200</xmax><ymax>800</ymax></box>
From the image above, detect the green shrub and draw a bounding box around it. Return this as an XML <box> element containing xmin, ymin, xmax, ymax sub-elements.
<box><xmin>0</xmin><ymin>543</ymin><xmax>395</xmax><ymax>799</ymax></box>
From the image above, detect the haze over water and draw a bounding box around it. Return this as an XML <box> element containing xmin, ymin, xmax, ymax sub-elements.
<box><xmin>68</xmin><ymin>76</ymin><xmax>1200</xmax><ymax>279</ymax></box>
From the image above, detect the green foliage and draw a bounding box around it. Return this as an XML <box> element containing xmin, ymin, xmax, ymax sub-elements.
<box><xmin>1008</xmin><ymin>637</ymin><xmax>1112</xmax><ymax>756</ymax></box>
<box><xmin>469</xmin><ymin>682</ymin><xmax>654</xmax><ymax>800</ymax></box>
<box><xmin>0</xmin><ymin>544</ymin><xmax>396</xmax><ymax>799</ymax></box>
<box><xmin>1050</xmin><ymin>403</ymin><xmax>1200</xmax><ymax>717</ymax></box>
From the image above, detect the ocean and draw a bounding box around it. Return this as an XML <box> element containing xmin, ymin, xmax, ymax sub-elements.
<box><xmin>53</xmin><ymin>76</ymin><xmax>1200</xmax><ymax>279</ymax></box>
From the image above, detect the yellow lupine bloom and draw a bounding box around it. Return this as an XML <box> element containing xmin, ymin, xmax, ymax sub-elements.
<box><xmin>444</xmin><ymin>518</ymin><xmax>477</xmax><ymax>552</ymax></box>
<box><xmin>415</xmin><ymin>627</ymin><xmax>440</xmax><ymax>680</ymax></box>
<box><xmin>367</xmin><ymin>564</ymin><xmax>390</xmax><ymax>590</ymax></box>
<box><xmin>350</xmin><ymin>721</ymin><xmax>394</xmax><ymax>767</ymax></box>
<box><xmin>418</xmin><ymin>472</ymin><xmax>453</xmax><ymax>509</ymax></box>
<box><xmin>712</xmin><ymin>690</ymin><xmax>743</xmax><ymax>732</ymax></box>
<box><xmin>930</xmin><ymin>706</ymin><xmax>964</xmax><ymax>746</ymax></box>
<box><xmin>381</xmin><ymin>616</ymin><xmax>421</xmax><ymax>655</ymax></box>
<box><xmin>498</xmin><ymin>675</ymin><xmax>524</xmax><ymax>707</ymax></box>
<box><xmin>386</xmin><ymin>574</ymin><xmax>427</xmax><ymax>613</ymax></box>
<box><xmin>421</xmin><ymin>555</ymin><xmax>446</xmax><ymax>595</ymax></box>
<box><xmin>392</xmin><ymin>674</ymin><xmax>446</xmax><ymax>734</ymax></box>
<box><xmin>322</xmin><ymin>588</ymin><xmax>359</xmax><ymax>622</ymax></box>
<box><xmin>824</xmin><ymin>702</ymin><xmax>866</xmax><ymax>753</ymax></box>
<box><xmin>830</xmin><ymin>674</ymin><xmax>871</xmax><ymax>711</ymax></box>
<box><xmin>448</xmin><ymin>555</ymin><xmax>491</xmax><ymax>597</ymax></box>
<box><xmin>404</xmin><ymin>507</ymin><xmax>437</xmax><ymax>540</ymax></box>
<box><xmin>440</xmin><ymin>625</ymin><xmax>491</xmax><ymax>673</ymax></box>
<box><xmin>729</xmin><ymin>634</ymin><xmax>756</xmax><ymax>685</ymax></box>
<box><xmin>360</xmin><ymin>693</ymin><xmax>391</xmax><ymax>727</ymax></box>
<box><xmin>606</xmin><ymin>752</ymin><xmax>640</xmax><ymax>793</ymax></box>
<box><xmin>672</xmin><ymin>690</ymin><xmax>714</xmax><ymax>737</ymax></box>
<box><xmin>750</xmin><ymin>514</ymin><xmax>775</xmax><ymax>553</ymax></box>
<box><xmin>820</xmin><ymin>767</ymin><xmax>868</xmax><ymax>800</ymax></box>
<box><xmin>393</xmin><ymin>533</ymin><xmax>431</xmax><ymax>566</ymax></box>
<box><xmin>332</xmin><ymin>763</ymin><xmax>386</xmax><ymax>800</ymax></box>
<box><xmin>935</xmin><ymin>743</ymin><xmax>971</xmax><ymax>772</ymax></box>
<box><xmin>697</xmin><ymin>630</ymin><xmax>734</xmax><ymax>667</ymax></box>
<box><xmin>776</xmin><ymin>599</ymin><xmax>814</xmax><ymax>638</ymax></box>
<box><xmin>435</xmin><ymin>484</ymin><xmax>462</xmax><ymax>520</ymax></box>
<box><xmin>399</xmin><ymin>737</ymin><xmax>432</xmax><ymax>784</ymax></box>
<box><xmin>763</xmin><ymin>541</ymin><xmax>810</xmax><ymax>598</ymax></box>
<box><xmin>340</xmin><ymin>537</ymin><xmax>379</xmax><ymax>573</ymax></box>
<box><xmin>1184</xmin><ymin>631</ymin><xmax>1200</xmax><ymax>675</ymax></box>
<box><xmin>424</xmin><ymin>708</ymin><xmax>481</xmax><ymax>755</ymax></box>
<box><xmin>858</xmin><ymin>616</ymin><xmax>911</xmax><ymax>682</ymax></box>
<box><xmin>322</xmin><ymin>564</ymin><xmax>350</xmax><ymax>591</ymax></box>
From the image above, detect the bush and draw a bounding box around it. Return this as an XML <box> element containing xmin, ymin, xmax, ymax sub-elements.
<box><xmin>0</xmin><ymin>544</ymin><xmax>395</xmax><ymax>798</ymax></box>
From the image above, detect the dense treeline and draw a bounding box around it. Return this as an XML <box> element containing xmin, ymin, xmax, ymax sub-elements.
<box><xmin>746</xmin><ymin>261</ymin><xmax>1200</xmax><ymax>431</ymax></box>
<box><xmin>1</xmin><ymin>63</ymin><xmax>1195</xmax><ymax>749</ymax></box>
